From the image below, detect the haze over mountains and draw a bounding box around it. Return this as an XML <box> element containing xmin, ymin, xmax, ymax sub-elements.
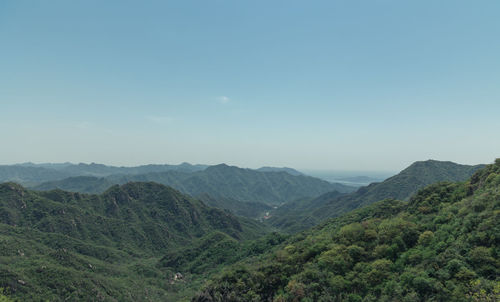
<box><xmin>0</xmin><ymin>162</ymin><xmax>356</xmax><ymax>219</ymax></box>
<box><xmin>0</xmin><ymin>162</ymin><xmax>209</xmax><ymax>185</ymax></box>
<box><xmin>0</xmin><ymin>160</ymin><xmax>484</xmax><ymax>224</ymax></box>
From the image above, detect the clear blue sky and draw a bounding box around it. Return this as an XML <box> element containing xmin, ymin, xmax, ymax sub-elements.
<box><xmin>1</xmin><ymin>0</ymin><xmax>499</xmax><ymax>171</ymax></box>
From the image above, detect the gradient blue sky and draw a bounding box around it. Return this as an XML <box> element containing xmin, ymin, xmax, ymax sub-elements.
<box><xmin>1</xmin><ymin>0</ymin><xmax>499</xmax><ymax>171</ymax></box>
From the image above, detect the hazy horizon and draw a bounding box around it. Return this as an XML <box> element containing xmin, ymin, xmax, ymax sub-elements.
<box><xmin>1</xmin><ymin>159</ymin><xmax>487</xmax><ymax>178</ymax></box>
<box><xmin>1</xmin><ymin>1</ymin><xmax>499</xmax><ymax>171</ymax></box>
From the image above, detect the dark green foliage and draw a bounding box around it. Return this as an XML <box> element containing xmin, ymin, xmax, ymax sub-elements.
<box><xmin>267</xmin><ymin>191</ymin><xmax>346</xmax><ymax>233</ymax></box>
<box><xmin>270</xmin><ymin>160</ymin><xmax>484</xmax><ymax>233</ymax></box>
<box><xmin>0</xmin><ymin>182</ymin><xmax>271</xmax><ymax>301</ymax></box>
<box><xmin>193</xmin><ymin>160</ymin><xmax>500</xmax><ymax>301</ymax></box>
<box><xmin>158</xmin><ymin>232</ymin><xmax>288</xmax><ymax>274</ymax></box>
<box><xmin>197</xmin><ymin>194</ymin><xmax>272</xmax><ymax>219</ymax></box>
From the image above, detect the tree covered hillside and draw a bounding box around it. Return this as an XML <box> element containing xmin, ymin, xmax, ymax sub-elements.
<box><xmin>0</xmin><ymin>182</ymin><xmax>270</xmax><ymax>301</ymax></box>
<box><xmin>194</xmin><ymin>159</ymin><xmax>500</xmax><ymax>301</ymax></box>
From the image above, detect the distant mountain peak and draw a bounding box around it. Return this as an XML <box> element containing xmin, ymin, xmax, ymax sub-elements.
<box><xmin>401</xmin><ymin>159</ymin><xmax>485</xmax><ymax>174</ymax></box>
<box><xmin>206</xmin><ymin>163</ymin><xmax>234</xmax><ymax>171</ymax></box>
<box><xmin>257</xmin><ymin>166</ymin><xmax>303</xmax><ymax>176</ymax></box>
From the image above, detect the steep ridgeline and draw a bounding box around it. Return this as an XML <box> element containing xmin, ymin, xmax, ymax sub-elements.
<box><xmin>32</xmin><ymin>164</ymin><xmax>355</xmax><ymax>217</ymax></box>
<box><xmin>269</xmin><ymin>160</ymin><xmax>484</xmax><ymax>232</ymax></box>
<box><xmin>194</xmin><ymin>159</ymin><xmax>500</xmax><ymax>302</ymax></box>
<box><xmin>0</xmin><ymin>182</ymin><xmax>269</xmax><ymax>301</ymax></box>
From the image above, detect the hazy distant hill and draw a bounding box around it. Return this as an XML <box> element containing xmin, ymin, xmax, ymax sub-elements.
<box><xmin>334</xmin><ymin>175</ymin><xmax>382</xmax><ymax>185</ymax></box>
<box><xmin>33</xmin><ymin>164</ymin><xmax>355</xmax><ymax>207</ymax></box>
<box><xmin>32</xmin><ymin>176</ymin><xmax>116</xmax><ymax>193</ymax></box>
<box><xmin>0</xmin><ymin>165</ymin><xmax>70</xmax><ymax>186</ymax></box>
<box><xmin>170</xmin><ymin>164</ymin><xmax>354</xmax><ymax>205</ymax></box>
<box><xmin>0</xmin><ymin>182</ymin><xmax>269</xmax><ymax>300</ymax></box>
<box><xmin>0</xmin><ymin>162</ymin><xmax>209</xmax><ymax>185</ymax></box>
<box><xmin>58</xmin><ymin>162</ymin><xmax>209</xmax><ymax>176</ymax></box>
<box><xmin>269</xmin><ymin>160</ymin><xmax>485</xmax><ymax>232</ymax></box>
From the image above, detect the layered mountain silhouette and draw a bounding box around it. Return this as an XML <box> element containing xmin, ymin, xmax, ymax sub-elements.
<box><xmin>0</xmin><ymin>159</ymin><xmax>495</xmax><ymax>301</ymax></box>
<box><xmin>29</xmin><ymin>164</ymin><xmax>354</xmax><ymax>218</ymax></box>
<box><xmin>0</xmin><ymin>162</ymin><xmax>209</xmax><ymax>185</ymax></box>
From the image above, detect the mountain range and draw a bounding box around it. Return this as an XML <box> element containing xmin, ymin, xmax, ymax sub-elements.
<box><xmin>28</xmin><ymin>164</ymin><xmax>353</xmax><ymax>218</ymax></box>
<box><xmin>1</xmin><ymin>162</ymin><xmax>355</xmax><ymax>220</ymax></box>
<box><xmin>0</xmin><ymin>158</ymin><xmax>496</xmax><ymax>301</ymax></box>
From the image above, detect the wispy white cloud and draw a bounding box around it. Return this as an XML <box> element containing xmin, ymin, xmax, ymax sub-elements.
<box><xmin>146</xmin><ymin>115</ymin><xmax>174</xmax><ymax>124</ymax></box>
<box><xmin>75</xmin><ymin>121</ymin><xmax>93</xmax><ymax>129</ymax></box>
<box><xmin>216</xmin><ymin>96</ymin><xmax>231</xmax><ymax>104</ymax></box>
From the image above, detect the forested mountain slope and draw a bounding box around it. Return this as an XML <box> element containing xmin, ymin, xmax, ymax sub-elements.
<box><xmin>0</xmin><ymin>182</ymin><xmax>270</xmax><ymax>301</ymax></box>
<box><xmin>269</xmin><ymin>160</ymin><xmax>484</xmax><ymax>232</ymax></box>
<box><xmin>194</xmin><ymin>159</ymin><xmax>500</xmax><ymax>302</ymax></box>
<box><xmin>197</xmin><ymin>193</ymin><xmax>272</xmax><ymax>219</ymax></box>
